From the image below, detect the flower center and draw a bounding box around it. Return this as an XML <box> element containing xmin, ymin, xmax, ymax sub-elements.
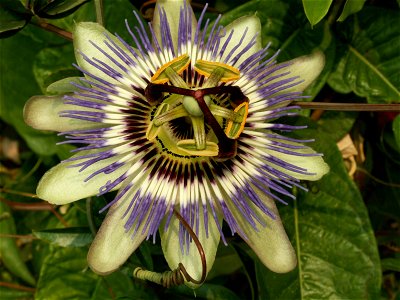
<box><xmin>145</xmin><ymin>55</ymin><xmax>249</xmax><ymax>161</ymax></box>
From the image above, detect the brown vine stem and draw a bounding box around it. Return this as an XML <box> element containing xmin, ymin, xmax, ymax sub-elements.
<box><xmin>0</xmin><ymin>196</ymin><xmax>69</xmax><ymax>227</ymax></box>
<box><xmin>173</xmin><ymin>209</ymin><xmax>207</xmax><ymax>285</ymax></box>
<box><xmin>0</xmin><ymin>188</ymin><xmax>37</xmax><ymax>198</ymax></box>
<box><xmin>0</xmin><ymin>198</ymin><xmax>52</xmax><ymax>211</ymax></box>
<box><xmin>0</xmin><ymin>233</ymin><xmax>37</xmax><ymax>240</ymax></box>
<box><xmin>297</xmin><ymin>102</ymin><xmax>400</xmax><ymax>111</ymax></box>
<box><xmin>30</xmin><ymin>18</ymin><xmax>73</xmax><ymax>41</ymax></box>
<box><xmin>356</xmin><ymin>168</ymin><xmax>400</xmax><ymax>188</ymax></box>
<box><xmin>327</xmin><ymin>0</ymin><xmax>346</xmax><ymax>25</ymax></box>
<box><xmin>0</xmin><ymin>281</ymin><xmax>36</xmax><ymax>293</ymax></box>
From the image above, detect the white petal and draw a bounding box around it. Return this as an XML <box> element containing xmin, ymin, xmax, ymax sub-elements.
<box><xmin>24</xmin><ymin>95</ymin><xmax>101</xmax><ymax>132</ymax></box>
<box><xmin>88</xmin><ymin>195</ymin><xmax>148</xmax><ymax>275</ymax></box>
<box><xmin>153</xmin><ymin>0</ymin><xmax>196</xmax><ymax>53</ymax></box>
<box><xmin>220</xmin><ymin>15</ymin><xmax>262</xmax><ymax>67</ymax></box>
<box><xmin>276</xmin><ymin>51</ymin><xmax>325</xmax><ymax>93</ymax></box>
<box><xmin>37</xmin><ymin>152</ymin><xmax>130</xmax><ymax>205</ymax></box>
<box><xmin>160</xmin><ymin>206</ymin><xmax>221</xmax><ymax>289</ymax></box>
<box><xmin>73</xmin><ymin>22</ymin><xmax>126</xmax><ymax>84</ymax></box>
<box><xmin>233</xmin><ymin>187</ymin><xmax>297</xmax><ymax>273</ymax></box>
<box><xmin>265</xmin><ymin>137</ymin><xmax>330</xmax><ymax>181</ymax></box>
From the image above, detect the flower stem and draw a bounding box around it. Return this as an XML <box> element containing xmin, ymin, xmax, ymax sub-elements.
<box><xmin>0</xmin><ymin>188</ymin><xmax>37</xmax><ymax>198</ymax></box>
<box><xmin>296</xmin><ymin>102</ymin><xmax>400</xmax><ymax>111</ymax></box>
<box><xmin>0</xmin><ymin>282</ymin><xmax>35</xmax><ymax>293</ymax></box>
<box><xmin>94</xmin><ymin>0</ymin><xmax>104</xmax><ymax>26</ymax></box>
<box><xmin>86</xmin><ymin>197</ymin><xmax>97</xmax><ymax>236</ymax></box>
<box><xmin>327</xmin><ymin>0</ymin><xmax>346</xmax><ymax>25</ymax></box>
<box><xmin>30</xmin><ymin>18</ymin><xmax>73</xmax><ymax>41</ymax></box>
<box><xmin>356</xmin><ymin>168</ymin><xmax>400</xmax><ymax>188</ymax></box>
<box><xmin>0</xmin><ymin>233</ymin><xmax>36</xmax><ymax>240</ymax></box>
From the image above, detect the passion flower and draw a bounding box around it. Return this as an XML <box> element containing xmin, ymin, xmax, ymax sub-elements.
<box><xmin>24</xmin><ymin>0</ymin><xmax>329</xmax><ymax>288</ymax></box>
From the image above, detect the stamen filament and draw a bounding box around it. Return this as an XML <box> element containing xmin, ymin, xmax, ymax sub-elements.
<box><xmin>192</xmin><ymin>116</ymin><xmax>207</xmax><ymax>150</ymax></box>
<box><xmin>154</xmin><ymin>105</ymin><xmax>189</xmax><ymax>126</ymax></box>
<box><xmin>209</xmin><ymin>104</ymin><xmax>236</xmax><ymax>120</ymax></box>
<box><xmin>165</xmin><ymin>67</ymin><xmax>189</xmax><ymax>88</ymax></box>
<box><xmin>202</xmin><ymin>67</ymin><xmax>225</xmax><ymax>88</ymax></box>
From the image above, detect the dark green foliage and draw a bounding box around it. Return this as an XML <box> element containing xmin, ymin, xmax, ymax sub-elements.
<box><xmin>0</xmin><ymin>0</ymin><xmax>398</xmax><ymax>299</ymax></box>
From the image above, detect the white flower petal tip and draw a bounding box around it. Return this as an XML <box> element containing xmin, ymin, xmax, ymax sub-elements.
<box><xmin>36</xmin><ymin>154</ymin><xmax>130</xmax><ymax>205</ymax></box>
<box><xmin>233</xmin><ymin>189</ymin><xmax>297</xmax><ymax>273</ymax></box>
<box><xmin>23</xmin><ymin>95</ymin><xmax>101</xmax><ymax>132</ymax></box>
<box><xmin>264</xmin><ymin>135</ymin><xmax>330</xmax><ymax>181</ymax></box>
<box><xmin>88</xmin><ymin>198</ymin><xmax>148</xmax><ymax>275</ymax></box>
<box><xmin>278</xmin><ymin>50</ymin><xmax>325</xmax><ymax>93</ymax></box>
<box><xmin>301</xmin><ymin>154</ymin><xmax>330</xmax><ymax>181</ymax></box>
<box><xmin>73</xmin><ymin>22</ymin><xmax>122</xmax><ymax>83</ymax></box>
<box><xmin>160</xmin><ymin>208</ymin><xmax>221</xmax><ymax>289</ymax></box>
<box><xmin>221</xmin><ymin>15</ymin><xmax>262</xmax><ymax>65</ymax></box>
<box><xmin>153</xmin><ymin>0</ymin><xmax>196</xmax><ymax>52</ymax></box>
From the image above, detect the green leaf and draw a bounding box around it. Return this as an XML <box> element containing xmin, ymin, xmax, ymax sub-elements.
<box><xmin>33</xmin><ymin>44</ymin><xmax>80</xmax><ymax>93</ymax></box>
<box><xmin>393</xmin><ymin>115</ymin><xmax>400</xmax><ymax>150</ymax></box>
<box><xmin>33</xmin><ymin>0</ymin><xmax>90</xmax><ymax>19</ymax></box>
<box><xmin>33</xmin><ymin>227</ymin><xmax>93</xmax><ymax>247</ymax></box>
<box><xmin>0</xmin><ymin>202</ymin><xmax>36</xmax><ymax>285</ymax></box>
<box><xmin>381</xmin><ymin>258</ymin><xmax>400</xmax><ymax>272</ymax></box>
<box><xmin>0</xmin><ymin>286</ymin><xmax>33</xmax><ymax>299</ymax></box>
<box><xmin>302</xmin><ymin>0</ymin><xmax>333</xmax><ymax>26</ymax></box>
<box><xmin>0</xmin><ymin>8</ymin><xmax>27</xmax><ymax>38</ymax></box>
<box><xmin>337</xmin><ymin>0</ymin><xmax>366</xmax><ymax>22</ymax></box>
<box><xmin>255</xmin><ymin>119</ymin><xmax>381</xmax><ymax>299</ymax></box>
<box><xmin>103</xmin><ymin>0</ymin><xmax>143</xmax><ymax>42</ymax></box>
<box><xmin>328</xmin><ymin>7</ymin><xmax>400</xmax><ymax>103</ymax></box>
<box><xmin>0</xmin><ymin>0</ymin><xmax>31</xmax><ymax>38</ymax></box>
<box><xmin>207</xmin><ymin>244</ymin><xmax>242</xmax><ymax>280</ymax></box>
<box><xmin>171</xmin><ymin>283</ymin><xmax>242</xmax><ymax>300</ymax></box>
<box><xmin>317</xmin><ymin>111</ymin><xmax>357</xmax><ymax>142</ymax></box>
<box><xmin>36</xmin><ymin>247</ymin><xmax>156</xmax><ymax>300</ymax></box>
<box><xmin>0</xmin><ymin>28</ymin><xmax>62</xmax><ymax>156</ymax></box>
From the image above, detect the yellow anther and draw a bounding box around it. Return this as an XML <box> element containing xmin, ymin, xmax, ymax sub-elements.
<box><xmin>194</xmin><ymin>60</ymin><xmax>240</xmax><ymax>82</ymax></box>
<box><xmin>151</xmin><ymin>54</ymin><xmax>190</xmax><ymax>84</ymax></box>
<box><xmin>225</xmin><ymin>102</ymin><xmax>249</xmax><ymax>139</ymax></box>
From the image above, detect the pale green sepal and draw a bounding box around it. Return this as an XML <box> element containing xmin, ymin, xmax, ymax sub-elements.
<box><xmin>265</xmin><ymin>134</ymin><xmax>329</xmax><ymax>181</ymax></box>
<box><xmin>153</xmin><ymin>0</ymin><xmax>196</xmax><ymax>53</ymax></box>
<box><xmin>37</xmin><ymin>152</ymin><xmax>130</xmax><ymax>205</ymax></box>
<box><xmin>276</xmin><ymin>51</ymin><xmax>325</xmax><ymax>93</ymax></box>
<box><xmin>232</xmin><ymin>186</ymin><xmax>297</xmax><ymax>273</ymax></box>
<box><xmin>88</xmin><ymin>195</ymin><xmax>148</xmax><ymax>275</ymax></box>
<box><xmin>160</xmin><ymin>205</ymin><xmax>222</xmax><ymax>289</ymax></box>
<box><xmin>46</xmin><ymin>77</ymin><xmax>90</xmax><ymax>94</ymax></box>
<box><xmin>73</xmin><ymin>22</ymin><xmax>125</xmax><ymax>83</ymax></box>
<box><xmin>220</xmin><ymin>15</ymin><xmax>262</xmax><ymax>67</ymax></box>
<box><xmin>24</xmin><ymin>95</ymin><xmax>101</xmax><ymax>132</ymax></box>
